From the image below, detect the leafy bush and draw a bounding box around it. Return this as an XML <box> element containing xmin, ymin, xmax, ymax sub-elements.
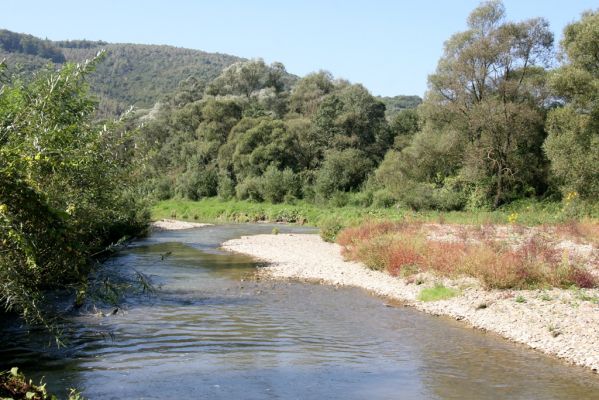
<box><xmin>153</xmin><ymin>177</ymin><xmax>174</xmax><ymax>200</ymax></box>
<box><xmin>315</xmin><ymin>149</ymin><xmax>374</xmax><ymax>199</ymax></box>
<box><xmin>0</xmin><ymin>55</ymin><xmax>148</xmax><ymax>330</ymax></box>
<box><xmin>217</xmin><ymin>172</ymin><xmax>236</xmax><ymax>200</ymax></box>
<box><xmin>260</xmin><ymin>166</ymin><xmax>300</xmax><ymax>203</ymax></box>
<box><xmin>235</xmin><ymin>176</ymin><xmax>264</xmax><ymax>202</ymax></box>
<box><xmin>319</xmin><ymin>217</ymin><xmax>345</xmax><ymax>242</ymax></box>
<box><xmin>175</xmin><ymin>164</ymin><xmax>219</xmax><ymax>200</ymax></box>
<box><xmin>372</xmin><ymin>189</ymin><xmax>396</xmax><ymax>208</ymax></box>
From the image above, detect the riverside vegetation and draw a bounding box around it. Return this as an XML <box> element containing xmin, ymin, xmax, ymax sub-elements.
<box><xmin>0</xmin><ymin>0</ymin><xmax>598</xmax><ymax>397</ymax></box>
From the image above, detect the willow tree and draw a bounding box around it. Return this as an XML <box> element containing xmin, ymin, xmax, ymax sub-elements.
<box><xmin>544</xmin><ymin>10</ymin><xmax>599</xmax><ymax>199</ymax></box>
<box><xmin>423</xmin><ymin>0</ymin><xmax>553</xmax><ymax>207</ymax></box>
<box><xmin>0</xmin><ymin>55</ymin><xmax>148</xmax><ymax>331</ymax></box>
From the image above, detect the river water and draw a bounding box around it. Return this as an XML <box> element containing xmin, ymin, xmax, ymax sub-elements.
<box><xmin>2</xmin><ymin>224</ymin><xmax>599</xmax><ymax>399</ymax></box>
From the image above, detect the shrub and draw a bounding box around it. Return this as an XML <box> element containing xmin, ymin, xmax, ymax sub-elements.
<box><xmin>153</xmin><ymin>176</ymin><xmax>174</xmax><ymax>200</ymax></box>
<box><xmin>260</xmin><ymin>166</ymin><xmax>300</xmax><ymax>203</ymax></box>
<box><xmin>336</xmin><ymin>221</ymin><xmax>598</xmax><ymax>290</ymax></box>
<box><xmin>319</xmin><ymin>217</ymin><xmax>345</xmax><ymax>242</ymax></box>
<box><xmin>175</xmin><ymin>164</ymin><xmax>218</xmax><ymax>200</ymax></box>
<box><xmin>315</xmin><ymin>149</ymin><xmax>374</xmax><ymax>198</ymax></box>
<box><xmin>372</xmin><ymin>188</ymin><xmax>396</xmax><ymax>208</ymax></box>
<box><xmin>347</xmin><ymin>191</ymin><xmax>374</xmax><ymax>207</ymax></box>
<box><xmin>329</xmin><ymin>191</ymin><xmax>350</xmax><ymax>207</ymax></box>
<box><xmin>235</xmin><ymin>176</ymin><xmax>264</xmax><ymax>202</ymax></box>
<box><xmin>217</xmin><ymin>172</ymin><xmax>236</xmax><ymax>200</ymax></box>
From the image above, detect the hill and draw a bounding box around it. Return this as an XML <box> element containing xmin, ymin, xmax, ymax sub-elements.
<box><xmin>0</xmin><ymin>29</ymin><xmax>244</xmax><ymax>115</ymax></box>
<box><xmin>377</xmin><ymin>95</ymin><xmax>422</xmax><ymax>119</ymax></box>
<box><xmin>0</xmin><ymin>29</ymin><xmax>420</xmax><ymax>118</ymax></box>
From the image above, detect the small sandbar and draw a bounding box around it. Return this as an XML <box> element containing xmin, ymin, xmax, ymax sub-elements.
<box><xmin>222</xmin><ymin>233</ymin><xmax>599</xmax><ymax>373</ymax></box>
<box><xmin>150</xmin><ymin>219</ymin><xmax>212</xmax><ymax>231</ymax></box>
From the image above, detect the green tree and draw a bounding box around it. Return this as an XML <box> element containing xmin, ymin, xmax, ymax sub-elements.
<box><xmin>390</xmin><ymin>108</ymin><xmax>420</xmax><ymax>150</ymax></box>
<box><xmin>288</xmin><ymin>71</ymin><xmax>335</xmax><ymax>116</ymax></box>
<box><xmin>313</xmin><ymin>83</ymin><xmax>391</xmax><ymax>160</ymax></box>
<box><xmin>0</xmin><ymin>56</ymin><xmax>147</xmax><ymax>330</ymax></box>
<box><xmin>423</xmin><ymin>0</ymin><xmax>553</xmax><ymax>207</ymax></box>
<box><xmin>230</xmin><ymin>117</ymin><xmax>300</xmax><ymax>181</ymax></box>
<box><xmin>315</xmin><ymin>149</ymin><xmax>374</xmax><ymax>199</ymax></box>
<box><xmin>544</xmin><ymin>10</ymin><xmax>599</xmax><ymax>199</ymax></box>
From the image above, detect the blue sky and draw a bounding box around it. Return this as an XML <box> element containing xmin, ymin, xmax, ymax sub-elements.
<box><xmin>1</xmin><ymin>1</ymin><xmax>596</xmax><ymax>96</ymax></box>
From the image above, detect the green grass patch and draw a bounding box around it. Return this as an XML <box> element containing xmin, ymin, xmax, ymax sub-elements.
<box><xmin>417</xmin><ymin>285</ymin><xmax>459</xmax><ymax>302</ymax></box>
<box><xmin>152</xmin><ymin>197</ymin><xmax>595</xmax><ymax>227</ymax></box>
<box><xmin>151</xmin><ymin>197</ymin><xmax>598</xmax><ymax>243</ymax></box>
<box><xmin>151</xmin><ymin>198</ymin><xmax>409</xmax><ymax>231</ymax></box>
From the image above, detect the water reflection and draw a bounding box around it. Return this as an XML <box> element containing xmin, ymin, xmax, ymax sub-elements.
<box><xmin>1</xmin><ymin>224</ymin><xmax>598</xmax><ymax>399</ymax></box>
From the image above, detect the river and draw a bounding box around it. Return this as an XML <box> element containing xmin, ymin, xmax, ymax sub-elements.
<box><xmin>1</xmin><ymin>224</ymin><xmax>599</xmax><ymax>399</ymax></box>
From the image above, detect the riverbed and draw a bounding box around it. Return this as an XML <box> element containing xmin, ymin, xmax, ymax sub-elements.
<box><xmin>1</xmin><ymin>224</ymin><xmax>599</xmax><ymax>399</ymax></box>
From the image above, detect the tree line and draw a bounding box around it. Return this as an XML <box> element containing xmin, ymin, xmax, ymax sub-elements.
<box><xmin>136</xmin><ymin>1</ymin><xmax>598</xmax><ymax>213</ymax></box>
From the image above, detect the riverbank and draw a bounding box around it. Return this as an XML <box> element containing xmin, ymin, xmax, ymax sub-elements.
<box><xmin>152</xmin><ymin>198</ymin><xmax>597</xmax><ymax>228</ymax></box>
<box><xmin>222</xmin><ymin>233</ymin><xmax>599</xmax><ymax>372</ymax></box>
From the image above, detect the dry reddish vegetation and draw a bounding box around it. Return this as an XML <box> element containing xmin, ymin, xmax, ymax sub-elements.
<box><xmin>337</xmin><ymin>221</ymin><xmax>599</xmax><ymax>290</ymax></box>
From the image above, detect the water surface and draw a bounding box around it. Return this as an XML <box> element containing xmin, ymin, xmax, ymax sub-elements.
<box><xmin>1</xmin><ymin>224</ymin><xmax>599</xmax><ymax>399</ymax></box>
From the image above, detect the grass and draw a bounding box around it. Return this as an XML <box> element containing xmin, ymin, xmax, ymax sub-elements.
<box><xmin>337</xmin><ymin>221</ymin><xmax>598</xmax><ymax>290</ymax></box>
<box><xmin>152</xmin><ymin>198</ymin><xmax>598</xmax><ymax>243</ymax></box>
<box><xmin>418</xmin><ymin>285</ymin><xmax>459</xmax><ymax>302</ymax></box>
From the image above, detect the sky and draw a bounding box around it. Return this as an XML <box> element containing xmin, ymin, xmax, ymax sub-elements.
<box><xmin>1</xmin><ymin>1</ymin><xmax>596</xmax><ymax>97</ymax></box>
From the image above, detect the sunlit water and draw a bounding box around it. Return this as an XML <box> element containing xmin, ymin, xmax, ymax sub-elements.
<box><xmin>2</xmin><ymin>224</ymin><xmax>599</xmax><ymax>399</ymax></box>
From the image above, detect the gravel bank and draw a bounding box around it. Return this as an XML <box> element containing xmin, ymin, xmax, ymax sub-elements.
<box><xmin>222</xmin><ymin>233</ymin><xmax>599</xmax><ymax>372</ymax></box>
<box><xmin>150</xmin><ymin>219</ymin><xmax>212</xmax><ymax>231</ymax></box>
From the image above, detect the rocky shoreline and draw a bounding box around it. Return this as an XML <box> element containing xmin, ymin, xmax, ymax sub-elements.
<box><xmin>222</xmin><ymin>233</ymin><xmax>599</xmax><ymax>373</ymax></box>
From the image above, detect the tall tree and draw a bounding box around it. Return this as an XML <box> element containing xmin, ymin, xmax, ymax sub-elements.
<box><xmin>544</xmin><ymin>10</ymin><xmax>599</xmax><ymax>199</ymax></box>
<box><xmin>424</xmin><ymin>0</ymin><xmax>553</xmax><ymax>207</ymax></box>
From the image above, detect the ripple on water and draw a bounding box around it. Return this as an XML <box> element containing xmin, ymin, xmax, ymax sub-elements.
<box><xmin>1</xmin><ymin>224</ymin><xmax>599</xmax><ymax>400</ymax></box>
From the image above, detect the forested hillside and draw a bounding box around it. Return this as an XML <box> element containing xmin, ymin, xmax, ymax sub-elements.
<box><xmin>378</xmin><ymin>95</ymin><xmax>422</xmax><ymax>119</ymax></box>
<box><xmin>0</xmin><ymin>29</ymin><xmax>245</xmax><ymax>115</ymax></box>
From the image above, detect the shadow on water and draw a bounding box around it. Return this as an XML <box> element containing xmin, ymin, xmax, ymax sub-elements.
<box><xmin>1</xmin><ymin>223</ymin><xmax>599</xmax><ymax>399</ymax></box>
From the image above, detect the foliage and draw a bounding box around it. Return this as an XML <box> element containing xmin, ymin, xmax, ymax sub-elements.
<box><xmin>315</xmin><ymin>149</ymin><xmax>374</xmax><ymax>199</ymax></box>
<box><xmin>411</xmin><ymin>0</ymin><xmax>554</xmax><ymax>209</ymax></box>
<box><xmin>0</xmin><ymin>29</ymin><xmax>249</xmax><ymax>117</ymax></box>
<box><xmin>0</xmin><ymin>55</ymin><xmax>148</xmax><ymax>329</ymax></box>
<box><xmin>544</xmin><ymin>10</ymin><xmax>599</xmax><ymax>200</ymax></box>
<box><xmin>319</xmin><ymin>217</ymin><xmax>345</xmax><ymax>242</ymax></box>
<box><xmin>136</xmin><ymin>0</ymin><xmax>599</xmax><ymax>217</ymax></box>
